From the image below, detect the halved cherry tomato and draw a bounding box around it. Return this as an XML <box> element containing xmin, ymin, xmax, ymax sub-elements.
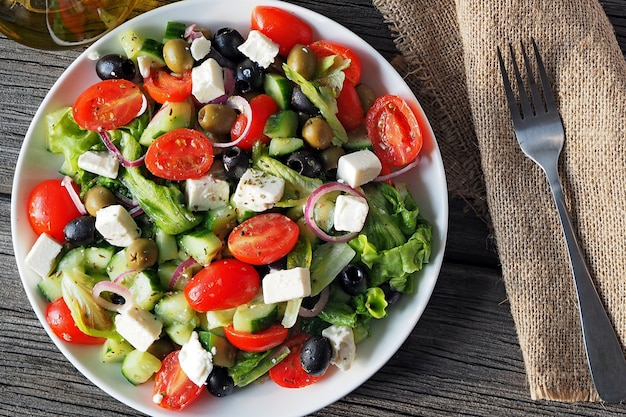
<box><xmin>184</xmin><ymin>258</ymin><xmax>260</xmax><ymax>312</ymax></box>
<box><xmin>46</xmin><ymin>298</ymin><xmax>106</xmax><ymax>345</ymax></box>
<box><xmin>143</xmin><ymin>68</ymin><xmax>192</xmax><ymax>104</ymax></box>
<box><xmin>230</xmin><ymin>94</ymin><xmax>279</xmax><ymax>151</ymax></box>
<box><xmin>27</xmin><ymin>179</ymin><xmax>82</xmax><ymax>242</ymax></box>
<box><xmin>154</xmin><ymin>350</ymin><xmax>204</xmax><ymax>411</ymax></box>
<box><xmin>144</xmin><ymin>128</ymin><xmax>214</xmax><ymax>181</ymax></box>
<box><xmin>336</xmin><ymin>78</ymin><xmax>364</xmax><ymax>131</ymax></box>
<box><xmin>227</xmin><ymin>213</ymin><xmax>299</xmax><ymax>265</ymax></box>
<box><xmin>365</xmin><ymin>94</ymin><xmax>423</xmax><ymax>166</ymax></box>
<box><xmin>251</xmin><ymin>6</ymin><xmax>313</xmax><ymax>57</ymax></box>
<box><xmin>73</xmin><ymin>79</ymin><xmax>144</xmax><ymax>132</ymax></box>
<box><xmin>269</xmin><ymin>333</ymin><xmax>324</xmax><ymax>388</ymax></box>
<box><xmin>223</xmin><ymin>324</ymin><xmax>289</xmax><ymax>353</ymax></box>
<box><xmin>309</xmin><ymin>40</ymin><xmax>362</xmax><ymax>85</ymax></box>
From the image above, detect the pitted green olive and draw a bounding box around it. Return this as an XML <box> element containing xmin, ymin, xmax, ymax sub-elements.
<box><xmin>163</xmin><ymin>39</ymin><xmax>194</xmax><ymax>74</ymax></box>
<box><xmin>84</xmin><ymin>185</ymin><xmax>117</xmax><ymax>217</ymax></box>
<box><xmin>198</xmin><ymin>104</ymin><xmax>238</xmax><ymax>135</ymax></box>
<box><xmin>356</xmin><ymin>83</ymin><xmax>377</xmax><ymax>113</ymax></box>
<box><xmin>319</xmin><ymin>146</ymin><xmax>345</xmax><ymax>177</ymax></box>
<box><xmin>287</xmin><ymin>44</ymin><xmax>317</xmax><ymax>80</ymax></box>
<box><xmin>302</xmin><ymin>117</ymin><xmax>333</xmax><ymax>149</ymax></box>
<box><xmin>126</xmin><ymin>238</ymin><xmax>159</xmax><ymax>270</ymax></box>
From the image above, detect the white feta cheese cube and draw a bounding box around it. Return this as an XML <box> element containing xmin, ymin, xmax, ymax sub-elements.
<box><xmin>321</xmin><ymin>324</ymin><xmax>356</xmax><ymax>371</ymax></box>
<box><xmin>336</xmin><ymin>149</ymin><xmax>382</xmax><ymax>188</ymax></box>
<box><xmin>237</xmin><ymin>30</ymin><xmax>279</xmax><ymax>68</ymax></box>
<box><xmin>179</xmin><ymin>331</ymin><xmax>214</xmax><ymax>387</ymax></box>
<box><xmin>95</xmin><ymin>204</ymin><xmax>140</xmax><ymax>247</ymax></box>
<box><xmin>333</xmin><ymin>194</ymin><xmax>369</xmax><ymax>233</ymax></box>
<box><xmin>114</xmin><ymin>306</ymin><xmax>163</xmax><ymax>352</ymax></box>
<box><xmin>192</xmin><ymin>58</ymin><xmax>225</xmax><ymax>104</ymax></box>
<box><xmin>77</xmin><ymin>150</ymin><xmax>119</xmax><ymax>179</ymax></box>
<box><xmin>232</xmin><ymin>168</ymin><xmax>285</xmax><ymax>212</ymax></box>
<box><xmin>190</xmin><ymin>36</ymin><xmax>212</xmax><ymax>61</ymax></box>
<box><xmin>24</xmin><ymin>233</ymin><xmax>63</xmax><ymax>278</ymax></box>
<box><xmin>185</xmin><ymin>174</ymin><xmax>230</xmax><ymax>211</ymax></box>
<box><xmin>263</xmin><ymin>267</ymin><xmax>311</xmax><ymax>304</ymax></box>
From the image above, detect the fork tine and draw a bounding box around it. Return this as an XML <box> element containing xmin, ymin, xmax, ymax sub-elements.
<box><xmin>497</xmin><ymin>46</ymin><xmax>522</xmax><ymax>124</ymax></box>
<box><xmin>508</xmin><ymin>43</ymin><xmax>533</xmax><ymax>121</ymax></box>
<box><xmin>520</xmin><ymin>41</ymin><xmax>545</xmax><ymax>115</ymax></box>
<box><xmin>530</xmin><ymin>38</ymin><xmax>558</xmax><ymax>112</ymax></box>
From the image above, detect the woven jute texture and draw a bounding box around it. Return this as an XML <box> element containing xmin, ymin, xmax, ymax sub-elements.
<box><xmin>373</xmin><ymin>0</ymin><xmax>626</xmax><ymax>402</ymax></box>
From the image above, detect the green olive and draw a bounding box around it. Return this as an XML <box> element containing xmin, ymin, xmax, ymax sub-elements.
<box><xmin>163</xmin><ymin>39</ymin><xmax>194</xmax><ymax>74</ymax></box>
<box><xmin>84</xmin><ymin>185</ymin><xmax>117</xmax><ymax>217</ymax></box>
<box><xmin>356</xmin><ymin>83</ymin><xmax>377</xmax><ymax>113</ymax></box>
<box><xmin>319</xmin><ymin>146</ymin><xmax>346</xmax><ymax>176</ymax></box>
<box><xmin>198</xmin><ymin>103</ymin><xmax>238</xmax><ymax>135</ymax></box>
<box><xmin>302</xmin><ymin>117</ymin><xmax>333</xmax><ymax>149</ymax></box>
<box><xmin>126</xmin><ymin>238</ymin><xmax>159</xmax><ymax>270</ymax></box>
<box><xmin>287</xmin><ymin>44</ymin><xmax>317</xmax><ymax>80</ymax></box>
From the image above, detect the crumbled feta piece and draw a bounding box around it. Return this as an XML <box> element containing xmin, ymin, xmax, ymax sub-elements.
<box><xmin>190</xmin><ymin>35</ymin><xmax>212</xmax><ymax>61</ymax></box>
<box><xmin>137</xmin><ymin>55</ymin><xmax>153</xmax><ymax>79</ymax></box>
<box><xmin>77</xmin><ymin>150</ymin><xmax>119</xmax><ymax>179</ymax></box>
<box><xmin>192</xmin><ymin>58</ymin><xmax>225</xmax><ymax>103</ymax></box>
<box><xmin>95</xmin><ymin>204</ymin><xmax>141</xmax><ymax>247</ymax></box>
<box><xmin>263</xmin><ymin>267</ymin><xmax>311</xmax><ymax>304</ymax></box>
<box><xmin>232</xmin><ymin>168</ymin><xmax>285</xmax><ymax>212</ymax></box>
<box><xmin>336</xmin><ymin>149</ymin><xmax>382</xmax><ymax>188</ymax></box>
<box><xmin>179</xmin><ymin>331</ymin><xmax>213</xmax><ymax>387</ymax></box>
<box><xmin>114</xmin><ymin>306</ymin><xmax>163</xmax><ymax>352</ymax></box>
<box><xmin>322</xmin><ymin>324</ymin><xmax>356</xmax><ymax>371</ymax></box>
<box><xmin>237</xmin><ymin>30</ymin><xmax>279</xmax><ymax>68</ymax></box>
<box><xmin>185</xmin><ymin>174</ymin><xmax>230</xmax><ymax>211</ymax></box>
<box><xmin>25</xmin><ymin>233</ymin><xmax>63</xmax><ymax>278</ymax></box>
<box><xmin>152</xmin><ymin>393</ymin><xmax>164</xmax><ymax>405</ymax></box>
<box><xmin>333</xmin><ymin>194</ymin><xmax>369</xmax><ymax>232</ymax></box>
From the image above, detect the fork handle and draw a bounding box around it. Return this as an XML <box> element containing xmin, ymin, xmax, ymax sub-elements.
<box><xmin>546</xmin><ymin>165</ymin><xmax>626</xmax><ymax>402</ymax></box>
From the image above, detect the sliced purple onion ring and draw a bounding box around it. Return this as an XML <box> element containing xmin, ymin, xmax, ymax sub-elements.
<box><xmin>299</xmin><ymin>287</ymin><xmax>330</xmax><ymax>318</ymax></box>
<box><xmin>98</xmin><ymin>131</ymin><xmax>146</xmax><ymax>168</ymax></box>
<box><xmin>92</xmin><ymin>280</ymin><xmax>134</xmax><ymax>313</ymax></box>
<box><xmin>212</xmin><ymin>95</ymin><xmax>252</xmax><ymax>148</ymax></box>
<box><xmin>170</xmin><ymin>257</ymin><xmax>198</xmax><ymax>290</ymax></box>
<box><xmin>61</xmin><ymin>176</ymin><xmax>87</xmax><ymax>215</ymax></box>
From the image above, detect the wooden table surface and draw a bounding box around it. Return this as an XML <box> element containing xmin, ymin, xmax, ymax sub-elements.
<box><xmin>1</xmin><ymin>0</ymin><xmax>626</xmax><ymax>416</ymax></box>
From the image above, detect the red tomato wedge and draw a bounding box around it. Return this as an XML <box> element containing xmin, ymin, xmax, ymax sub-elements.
<box><xmin>309</xmin><ymin>40</ymin><xmax>362</xmax><ymax>85</ymax></box>
<box><xmin>73</xmin><ymin>79</ymin><xmax>144</xmax><ymax>132</ymax></box>
<box><xmin>27</xmin><ymin>179</ymin><xmax>82</xmax><ymax>242</ymax></box>
<box><xmin>269</xmin><ymin>333</ymin><xmax>324</xmax><ymax>388</ymax></box>
<box><xmin>365</xmin><ymin>94</ymin><xmax>423</xmax><ymax>166</ymax></box>
<box><xmin>154</xmin><ymin>350</ymin><xmax>204</xmax><ymax>411</ymax></box>
<box><xmin>184</xmin><ymin>258</ymin><xmax>260</xmax><ymax>312</ymax></box>
<box><xmin>223</xmin><ymin>324</ymin><xmax>289</xmax><ymax>353</ymax></box>
<box><xmin>46</xmin><ymin>298</ymin><xmax>106</xmax><ymax>345</ymax></box>
<box><xmin>336</xmin><ymin>78</ymin><xmax>364</xmax><ymax>131</ymax></box>
<box><xmin>227</xmin><ymin>213</ymin><xmax>300</xmax><ymax>265</ymax></box>
<box><xmin>145</xmin><ymin>128</ymin><xmax>214</xmax><ymax>181</ymax></box>
<box><xmin>230</xmin><ymin>93</ymin><xmax>279</xmax><ymax>151</ymax></box>
<box><xmin>251</xmin><ymin>6</ymin><xmax>313</xmax><ymax>57</ymax></box>
<box><xmin>143</xmin><ymin>68</ymin><xmax>192</xmax><ymax>104</ymax></box>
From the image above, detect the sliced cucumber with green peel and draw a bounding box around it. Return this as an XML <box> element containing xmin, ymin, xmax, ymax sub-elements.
<box><xmin>178</xmin><ymin>228</ymin><xmax>222</xmax><ymax>266</ymax></box>
<box><xmin>154</xmin><ymin>291</ymin><xmax>198</xmax><ymax>327</ymax></box>
<box><xmin>343</xmin><ymin>126</ymin><xmax>373</xmax><ymax>151</ymax></box>
<box><xmin>84</xmin><ymin>246</ymin><xmax>116</xmax><ymax>274</ymax></box>
<box><xmin>129</xmin><ymin>270</ymin><xmax>164</xmax><ymax>311</ymax></box>
<box><xmin>268</xmin><ymin>137</ymin><xmax>304</xmax><ymax>157</ymax></box>
<box><xmin>121</xmin><ymin>349</ymin><xmax>162</xmax><ymax>385</ymax></box>
<box><xmin>155</xmin><ymin>228</ymin><xmax>179</xmax><ymax>264</ymax></box>
<box><xmin>163</xmin><ymin>21</ymin><xmax>187</xmax><ymax>42</ymax></box>
<box><xmin>100</xmin><ymin>338</ymin><xmax>134</xmax><ymax>364</ymax></box>
<box><xmin>204</xmin><ymin>205</ymin><xmax>238</xmax><ymax>240</ymax></box>
<box><xmin>233</xmin><ymin>302</ymin><xmax>278</xmax><ymax>334</ymax></box>
<box><xmin>139</xmin><ymin>101</ymin><xmax>194</xmax><ymax>146</ymax></box>
<box><xmin>198</xmin><ymin>331</ymin><xmax>237</xmax><ymax>367</ymax></box>
<box><xmin>264</xmin><ymin>73</ymin><xmax>293</xmax><ymax>110</ymax></box>
<box><xmin>264</xmin><ymin>110</ymin><xmax>299</xmax><ymax>139</ymax></box>
<box><xmin>165</xmin><ymin>322</ymin><xmax>195</xmax><ymax>346</ymax></box>
<box><xmin>37</xmin><ymin>275</ymin><xmax>63</xmax><ymax>302</ymax></box>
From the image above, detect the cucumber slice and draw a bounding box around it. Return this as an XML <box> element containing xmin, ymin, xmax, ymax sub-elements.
<box><xmin>264</xmin><ymin>73</ymin><xmax>293</xmax><ymax>110</ymax></box>
<box><xmin>204</xmin><ymin>308</ymin><xmax>237</xmax><ymax>330</ymax></box>
<box><xmin>139</xmin><ymin>38</ymin><xmax>165</xmax><ymax>66</ymax></box>
<box><xmin>155</xmin><ymin>228</ymin><xmax>179</xmax><ymax>264</ymax></box>
<box><xmin>119</xmin><ymin>29</ymin><xmax>144</xmax><ymax>60</ymax></box>
<box><xmin>268</xmin><ymin>137</ymin><xmax>304</xmax><ymax>157</ymax></box>
<box><xmin>100</xmin><ymin>338</ymin><xmax>134</xmax><ymax>363</ymax></box>
<box><xmin>129</xmin><ymin>270</ymin><xmax>164</xmax><ymax>311</ymax></box>
<box><xmin>198</xmin><ymin>331</ymin><xmax>236</xmax><ymax>367</ymax></box>
<box><xmin>204</xmin><ymin>205</ymin><xmax>237</xmax><ymax>240</ymax></box>
<box><xmin>177</xmin><ymin>228</ymin><xmax>223</xmax><ymax>266</ymax></box>
<box><xmin>163</xmin><ymin>21</ymin><xmax>187</xmax><ymax>42</ymax></box>
<box><xmin>233</xmin><ymin>302</ymin><xmax>278</xmax><ymax>334</ymax></box>
<box><xmin>264</xmin><ymin>110</ymin><xmax>299</xmax><ymax>139</ymax></box>
<box><xmin>37</xmin><ymin>275</ymin><xmax>63</xmax><ymax>302</ymax></box>
<box><xmin>343</xmin><ymin>126</ymin><xmax>373</xmax><ymax>151</ymax></box>
<box><xmin>56</xmin><ymin>247</ymin><xmax>85</xmax><ymax>273</ymax></box>
<box><xmin>84</xmin><ymin>246</ymin><xmax>116</xmax><ymax>274</ymax></box>
<box><xmin>154</xmin><ymin>291</ymin><xmax>198</xmax><ymax>327</ymax></box>
<box><xmin>121</xmin><ymin>350</ymin><xmax>162</xmax><ymax>385</ymax></box>
<box><xmin>139</xmin><ymin>101</ymin><xmax>194</xmax><ymax>146</ymax></box>
<box><xmin>106</xmin><ymin>249</ymin><xmax>132</xmax><ymax>281</ymax></box>
<box><xmin>165</xmin><ymin>322</ymin><xmax>195</xmax><ymax>346</ymax></box>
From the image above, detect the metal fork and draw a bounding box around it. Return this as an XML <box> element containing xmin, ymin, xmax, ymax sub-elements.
<box><xmin>498</xmin><ymin>39</ymin><xmax>626</xmax><ymax>403</ymax></box>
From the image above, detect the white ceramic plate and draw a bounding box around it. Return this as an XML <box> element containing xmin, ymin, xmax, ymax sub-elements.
<box><xmin>11</xmin><ymin>0</ymin><xmax>448</xmax><ymax>415</ymax></box>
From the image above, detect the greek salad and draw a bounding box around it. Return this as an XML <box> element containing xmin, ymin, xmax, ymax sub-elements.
<box><xmin>23</xmin><ymin>5</ymin><xmax>432</xmax><ymax>411</ymax></box>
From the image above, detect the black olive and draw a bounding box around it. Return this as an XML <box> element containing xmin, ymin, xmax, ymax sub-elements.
<box><xmin>63</xmin><ymin>215</ymin><xmax>98</xmax><ymax>246</ymax></box>
<box><xmin>380</xmin><ymin>282</ymin><xmax>403</xmax><ymax>305</ymax></box>
<box><xmin>300</xmin><ymin>293</ymin><xmax>321</xmax><ymax>310</ymax></box>
<box><xmin>212</xmin><ymin>27</ymin><xmax>246</xmax><ymax>62</ymax></box>
<box><xmin>291</xmin><ymin>85</ymin><xmax>319</xmax><ymax>115</ymax></box>
<box><xmin>338</xmin><ymin>264</ymin><xmax>368</xmax><ymax>296</ymax></box>
<box><xmin>235</xmin><ymin>58</ymin><xmax>264</xmax><ymax>93</ymax></box>
<box><xmin>95</xmin><ymin>54</ymin><xmax>136</xmax><ymax>81</ymax></box>
<box><xmin>286</xmin><ymin>150</ymin><xmax>324</xmax><ymax>178</ymax></box>
<box><xmin>222</xmin><ymin>146</ymin><xmax>250</xmax><ymax>180</ymax></box>
<box><xmin>300</xmin><ymin>336</ymin><xmax>333</xmax><ymax>376</ymax></box>
<box><xmin>207</xmin><ymin>367</ymin><xmax>235</xmax><ymax>397</ymax></box>
<box><xmin>111</xmin><ymin>293</ymin><xmax>126</xmax><ymax>305</ymax></box>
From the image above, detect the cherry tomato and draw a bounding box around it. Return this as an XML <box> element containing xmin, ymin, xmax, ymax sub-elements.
<box><xmin>27</xmin><ymin>179</ymin><xmax>82</xmax><ymax>242</ymax></box>
<box><xmin>154</xmin><ymin>350</ymin><xmax>204</xmax><ymax>411</ymax></box>
<box><xmin>309</xmin><ymin>40</ymin><xmax>362</xmax><ymax>85</ymax></box>
<box><xmin>227</xmin><ymin>213</ymin><xmax>299</xmax><ymax>265</ymax></box>
<box><xmin>230</xmin><ymin>94</ymin><xmax>279</xmax><ymax>151</ymax></box>
<box><xmin>336</xmin><ymin>79</ymin><xmax>364</xmax><ymax>131</ymax></box>
<box><xmin>269</xmin><ymin>333</ymin><xmax>324</xmax><ymax>388</ymax></box>
<box><xmin>46</xmin><ymin>298</ymin><xmax>106</xmax><ymax>345</ymax></box>
<box><xmin>144</xmin><ymin>128</ymin><xmax>214</xmax><ymax>181</ymax></box>
<box><xmin>251</xmin><ymin>6</ymin><xmax>313</xmax><ymax>57</ymax></box>
<box><xmin>365</xmin><ymin>94</ymin><xmax>423</xmax><ymax>167</ymax></box>
<box><xmin>223</xmin><ymin>324</ymin><xmax>289</xmax><ymax>353</ymax></box>
<box><xmin>143</xmin><ymin>68</ymin><xmax>193</xmax><ymax>104</ymax></box>
<box><xmin>184</xmin><ymin>258</ymin><xmax>260</xmax><ymax>312</ymax></box>
<box><xmin>72</xmin><ymin>79</ymin><xmax>144</xmax><ymax>132</ymax></box>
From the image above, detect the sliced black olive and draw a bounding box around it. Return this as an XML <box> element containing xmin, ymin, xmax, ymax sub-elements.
<box><xmin>96</xmin><ymin>54</ymin><xmax>136</xmax><ymax>81</ymax></box>
<box><xmin>207</xmin><ymin>367</ymin><xmax>235</xmax><ymax>397</ymax></box>
<box><xmin>222</xmin><ymin>146</ymin><xmax>250</xmax><ymax>180</ymax></box>
<box><xmin>235</xmin><ymin>58</ymin><xmax>264</xmax><ymax>93</ymax></box>
<box><xmin>212</xmin><ymin>27</ymin><xmax>246</xmax><ymax>62</ymax></box>
<box><xmin>338</xmin><ymin>263</ymin><xmax>368</xmax><ymax>296</ymax></box>
<box><xmin>300</xmin><ymin>336</ymin><xmax>333</xmax><ymax>376</ymax></box>
<box><xmin>300</xmin><ymin>293</ymin><xmax>321</xmax><ymax>310</ymax></box>
<box><xmin>380</xmin><ymin>282</ymin><xmax>403</xmax><ymax>305</ymax></box>
<box><xmin>286</xmin><ymin>150</ymin><xmax>324</xmax><ymax>178</ymax></box>
<box><xmin>291</xmin><ymin>85</ymin><xmax>320</xmax><ymax>115</ymax></box>
<box><xmin>63</xmin><ymin>215</ymin><xmax>98</xmax><ymax>246</ymax></box>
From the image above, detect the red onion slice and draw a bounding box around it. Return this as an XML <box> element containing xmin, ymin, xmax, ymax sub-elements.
<box><xmin>61</xmin><ymin>176</ymin><xmax>87</xmax><ymax>215</ymax></box>
<box><xmin>98</xmin><ymin>131</ymin><xmax>146</xmax><ymax>168</ymax></box>
<box><xmin>113</xmin><ymin>269</ymin><xmax>138</xmax><ymax>284</ymax></box>
<box><xmin>212</xmin><ymin>95</ymin><xmax>252</xmax><ymax>148</ymax></box>
<box><xmin>92</xmin><ymin>280</ymin><xmax>134</xmax><ymax>313</ymax></box>
<box><xmin>374</xmin><ymin>155</ymin><xmax>421</xmax><ymax>182</ymax></box>
<box><xmin>299</xmin><ymin>287</ymin><xmax>330</xmax><ymax>317</ymax></box>
<box><xmin>170</xmin><ymin>257</ymin><xmax>198</xmax><ymax>290</ymax></box>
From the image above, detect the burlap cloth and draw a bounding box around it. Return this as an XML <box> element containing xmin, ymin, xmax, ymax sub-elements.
<box><xmin>372</xmin><ymin>0</ymin><xmax>626</xmax><ymax>403</ymax></box>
